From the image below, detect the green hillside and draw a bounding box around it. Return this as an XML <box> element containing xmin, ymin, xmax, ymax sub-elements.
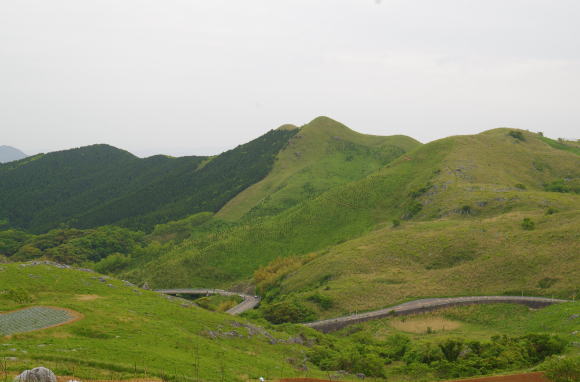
<box><xmin>254</xmin><ymin>129</ymin><xmax>580</xmax><ymax>317</ymax></box>
<box><xmin>3</xmin><ymin>263</ymin><xmax>574</xmax><ymax>382</ymax></box>
<box><xmin>0</xmin><ymin>128</ymin><xmax>298</xmax><ymax>232</ymax></box>
<box><xmin>217</xmin><ymin>116</ymin><xmax>420</xmax><ymax>220</ymax></box>
<box><xmin>0</xmin><ymin>262</ymin><xmax>328</xmax><ymax>381</ymax></box>
<box><xmin>126</xmin><ymin>129</ymin><xmax>579</xmax><ymax>305</ymax></box>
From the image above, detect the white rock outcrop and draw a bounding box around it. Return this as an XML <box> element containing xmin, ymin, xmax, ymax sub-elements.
<box><xmin>14</xmin><ymin>367</ymin><xmax>57</xmax><ymax>382</ymax></box>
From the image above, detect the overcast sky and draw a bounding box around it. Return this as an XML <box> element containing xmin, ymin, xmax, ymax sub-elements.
<box><xmin>1</xmin><ymin>0</ymin><xmax>579</xmax><ymax>157</ymax></box>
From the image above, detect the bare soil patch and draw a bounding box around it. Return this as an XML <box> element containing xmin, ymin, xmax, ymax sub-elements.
<box><xmin>389</xmin><ymin>317</ymin><xmax>462</xmax><ymax>333</ymax></box>
<box><xmin>278</xmin><ymin>373</ymin><xmax>549</xmax><ymax>382</ymax></box>
<box><xmin>447</xmin><ymin>372</ymin><xmax>549</xmax><ymax>382</ymax></box>
<box><xmin>279</xmin><ymin>379</ymin><xmax>334</xmax><ymax>382</ymax></box>
<box><xmin>76</xmin><ymin>294</ymin><xmax>101</xmax><ymax>301</ymax></box>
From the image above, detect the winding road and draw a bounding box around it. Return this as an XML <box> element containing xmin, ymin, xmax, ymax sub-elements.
<box><xmin>304</xmin><ymin>296</ymin><xmax>568</xmax><ymax>333</ymax></box>
<box><xmin>156</xmin><ymin>288</ymin><xmax>261</xmax><ymax>315</ymax></box>
<box><xmin>156</xmin><ymin>289</ymin><xmax>568</xmax><ymax>333</ymax></box>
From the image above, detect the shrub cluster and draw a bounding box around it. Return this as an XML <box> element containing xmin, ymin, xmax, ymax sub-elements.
<box><xmin>307</xmin><ymin>333</ymin><xmax>567</xmax><ymax>379</ymax></box>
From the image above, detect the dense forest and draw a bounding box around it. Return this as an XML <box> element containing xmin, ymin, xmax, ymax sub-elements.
<box><xmin>0</xmin><ymin>128</ymin><xmax>298</xmax><ymax>232</ymax></box>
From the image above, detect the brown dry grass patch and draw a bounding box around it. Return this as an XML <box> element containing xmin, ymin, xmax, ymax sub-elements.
<box><xmin>76</xmin><ymin>294</ymin><xmax>101</xmax><ymax>301</ymax></box>
<box><xmin>389</xmin><ymin>317</ymin><xmax>462</xmax><ymax>333</ymax></box>
<box><xmin>56</xmin><ymin>378</ymin><xmax>161</xmax><ymax>382</ymax></box>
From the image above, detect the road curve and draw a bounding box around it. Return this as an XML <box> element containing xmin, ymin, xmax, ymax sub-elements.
<box><xmin>156</xmin><ymin>288</ymin><xmax>261</xmax><ymax>315</ymax></box>
<box><xmin>304</xmin><ymin>296</ymin><xmax>568</xmax><ymax>333</ymax></box>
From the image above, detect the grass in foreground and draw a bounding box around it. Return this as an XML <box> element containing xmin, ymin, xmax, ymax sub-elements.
<box><xmin>0</xmin><ymin>263</ymin><xmax>334</xmax><ymax>382</ymax></box>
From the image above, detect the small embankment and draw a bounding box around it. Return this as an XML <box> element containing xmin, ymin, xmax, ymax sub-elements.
<box><xmin>0</xmin><ymin>306</ymin><xmax>82</xmax><ymax>336</ymax></box>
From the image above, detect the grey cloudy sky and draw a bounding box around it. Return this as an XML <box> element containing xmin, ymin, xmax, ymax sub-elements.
<box><xmin>1</xmin><ymin>0</ymin><xmax>579</xmax><ymax>157</ymax></box>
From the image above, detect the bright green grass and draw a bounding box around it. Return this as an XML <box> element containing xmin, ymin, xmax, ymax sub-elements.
<box><xmin>0</xmin><ymin>263</ymin><xmax>334</xmax><ymax>381</ymax></box>
<box><xmin>539</xmin><ymin>136</ymin><xmax>580</xmax><ymax>156</ymax></box>
<box><xmin>217</xmin><ymin>117</ymin><xmax>420</xmax><ymax>221</ymax></box>
<box><xmin>124</xmin><ymin>134</ymin><xmax>450</xmax><ymax>289</ymax></box>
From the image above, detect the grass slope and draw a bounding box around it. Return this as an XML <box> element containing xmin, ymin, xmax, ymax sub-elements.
<box><xmin>0</xmin><ymin>262</ymin><xmax>328</xmax><ymax>381</ymax></box>
<box><xmin>258</xmin><ymin>129</ymin><xmax>580</xmax><ymax>315</ymax></box>
<box><xmin>128</xmin><ymin>129</ymin><xmax>579</xmax><ymax>309</ymax></box>
<box><xmin>217</xmin><ymin>116</ymin><xmax>420</xmax><ymax>220</ymax></box>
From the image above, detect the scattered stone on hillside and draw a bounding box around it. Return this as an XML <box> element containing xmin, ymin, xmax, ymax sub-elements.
<box><xmin>568</xmin><ymin>314</ymin><xmax>579</xmax><ymax>320</ymax></box>
<box><xmin>230</xmin><ymin>321</ymin><xmax>277</xmax><ymax>343</ymax></box>
<box><xmin>20</xmin><ymin>261</ymin><xmax>72</xmax><ymax>269</ymax></box>
<box><xmin>142</xmin><ymin>282</ymin><xmax>151</xmax><ymax>290</ymax></box>
<box><xmin>14</xmin><ymin>367</ymin><xmax>57</xmax><ymax>382</ymax></box>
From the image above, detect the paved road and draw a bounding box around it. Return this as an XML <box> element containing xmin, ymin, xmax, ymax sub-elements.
<box><xmin>156</xmin><ymin>288</ymin><xmax>261</xmax><ymax>315</ymax></box>
<box><xmin>304</xmin><ymin>296</ymin><xmax>568</xmax><ymax>333</ymax></box>
<box><xmin>156</xmin><ymin>290</ymin><xmax>568</xmax><ymax>332</ymax></box>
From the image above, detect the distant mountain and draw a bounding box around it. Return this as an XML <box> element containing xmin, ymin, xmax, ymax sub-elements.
<box><xmin>0</xmin><ymin>145</ymin><xmax>26</xmax><ymax>163</ymax></box>
<box><xmin>0</xmin><ymin>128</ymin><xmax>298</xmax><ymax>232</ymax></box>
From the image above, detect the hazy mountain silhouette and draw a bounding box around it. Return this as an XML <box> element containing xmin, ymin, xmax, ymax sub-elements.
<box><xmin>0</xmin><ymin>146</ymin><xmax>27</xmax><ymax>163</ymax></box>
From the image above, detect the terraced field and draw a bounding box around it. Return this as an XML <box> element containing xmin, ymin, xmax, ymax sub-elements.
<box><xmin>0</xmin><ymin>306</ymin><xmax>80</xmax><ymax>336</ymax></box>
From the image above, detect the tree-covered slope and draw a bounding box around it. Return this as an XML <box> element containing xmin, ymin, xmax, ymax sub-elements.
<box><xmin>0</xmin><ymin>145</ymin><xmax>27</xmax><ymax>163</ymax></box>
<box><xmin>217</xmin><ymin>116</ymin><xmax>420</xmax><ymax>220</ymax></box>
<box><xmin>0</xmin><ymin>144</ymin><xmax>206</xmax><ymax>232</ymax></box>
<box><xmin>126</xmin><ymin>129</ymin><xmax>579</xmax><ymax>300</ymax></box>
<box><xmin>75</xmin><ymin>128</ymin><xmax>299</xmax><ymax>231</ymax></box>
<box><xmin>0</xmin><ymin>128</ymin><xmax>298</xmax><ymax>232</ymax></box>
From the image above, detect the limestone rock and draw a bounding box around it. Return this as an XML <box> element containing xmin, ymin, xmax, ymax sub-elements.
<box><xmin>14</xmin><ymin>367</ymin><xmax>57</xmax><ymax>382</ymax></box>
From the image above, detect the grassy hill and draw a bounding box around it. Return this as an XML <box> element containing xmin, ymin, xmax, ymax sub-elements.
<box><xmin>253</xmin><ymin>129</ymin><xmax>580</xmax><ymax>317</ymax></box>
<box><xmin>217</xmin><ymin>116</ymin><xmax>420</xmax><ymax>220</ymax></box>
<box><xmin>125</xmin><ymin>129</ymin><xmax>579</xmax><ymax>307</ymax></box>
<box><xmin>1</xmin><ymin>263</ymin><xmax>575</xmax><ymax>382</ymax></box>
<box><xmin>0</xmin><ymin>128</ymin><xmax>298</xmax><ymax>232</ymax></box>
<box><xmin>0</xmin><ymin>262</ymin><xmax>329</xmax><ymax>381</ymax></box>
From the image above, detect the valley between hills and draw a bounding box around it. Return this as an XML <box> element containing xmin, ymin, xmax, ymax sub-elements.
<box><xmin>1</xmin><ymin>117</ymin><xmax>579</xmax><ymax>381</ymax></box>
